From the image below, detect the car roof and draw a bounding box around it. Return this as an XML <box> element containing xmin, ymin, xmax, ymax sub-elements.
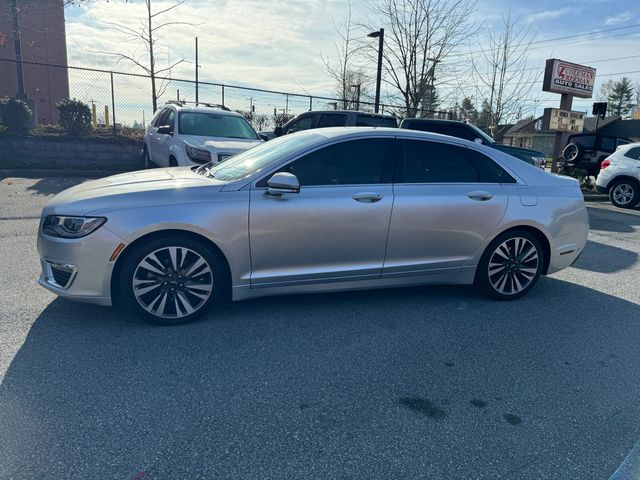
<box><xmin>163</xmin><ymin>103</ymin><xmax>241</xmax><ymax>117</ymax></box>
<box><xmin>291</xmin><ymin>126</ymin><xmax>471</xmax><ymax>146</ymax></box>
<box><xmin>401</xmin><ymin>118</ymin><xmax>463</xmax><ymax>125</ymax></box>
<box><xmin>300</xmin><ymin>110</ymin><xmax>396</xmax><ymax>118</ymax></box>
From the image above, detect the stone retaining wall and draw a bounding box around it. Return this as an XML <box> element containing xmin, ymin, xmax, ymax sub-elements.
<box><xmin>0</xmin><ymin>136</ymin><xmax>143</xmax><ymax>171</ymax></box>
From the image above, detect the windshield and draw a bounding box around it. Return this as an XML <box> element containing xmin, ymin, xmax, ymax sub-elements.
<box><xmin>467</xmin><ymin>123</ymin><xmax>495</xmax><ymax>144</ymax></box>
<box><xmin>179</xmin><ymin>112</ymin><xmax>259</xmax><ymax>139</ymax></box>
<box><xmin>209</xmin><ymin>133</ymin><xmax>322</xmax><ymax>181</ymax></box>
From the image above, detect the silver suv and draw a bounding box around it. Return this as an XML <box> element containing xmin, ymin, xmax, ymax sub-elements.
<box><xmin>143</xmin><ymin>102</ymin><xmax>263</xmax><ymax>167</ymax></box>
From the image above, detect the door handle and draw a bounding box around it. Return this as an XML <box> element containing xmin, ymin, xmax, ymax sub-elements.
<box><xmin>352</xmin><ymin>192</ymin><xmax>383</xmax><ymax>203</ymax></box>
<box><xmin>467</xmin><ymin>191</ymin><xmax>493</xmax><ymax>201</ymax></box>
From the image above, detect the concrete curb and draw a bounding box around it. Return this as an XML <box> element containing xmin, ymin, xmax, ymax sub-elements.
<box><xmin>0</xmin><ymin>169</ymin><xmax>130</xmax><ymax>179</ymax></box>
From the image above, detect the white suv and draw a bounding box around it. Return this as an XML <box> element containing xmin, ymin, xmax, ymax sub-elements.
<box><xmin>595</xmin><ymin>142</ymin><xmax>640</xmax><ymax>208</ymax></box>
<box><xmin>143</xmin><ymin>102</ymin><xmax>263</xmax><ymax>167</ymax></box>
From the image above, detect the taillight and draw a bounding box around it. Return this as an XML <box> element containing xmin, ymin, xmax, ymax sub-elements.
<box><xmin>601</xmin><ymin>159</ymin><xmax>611</xmax><ymax>169</ymax></box>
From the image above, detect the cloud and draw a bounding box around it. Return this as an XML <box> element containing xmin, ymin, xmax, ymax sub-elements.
<box><xmin>524</xmin><ymin>8</ymin><xmax>572</xmax><ymax>24</ymax></box>
<box><xmin>603</xmin><ymin>11</ymin><xmax>633</xmax><ymax>25</ymax></box>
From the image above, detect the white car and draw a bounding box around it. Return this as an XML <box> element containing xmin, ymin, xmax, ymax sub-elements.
<box><xmin>143</xmin><ymin>102</ymin><xmax>263</xmax><ymax>167</ymax></box>
<box><xmin>595</xmin><ymin>142</ymin><xmax>640</xmax><ymax>208</ymax></box>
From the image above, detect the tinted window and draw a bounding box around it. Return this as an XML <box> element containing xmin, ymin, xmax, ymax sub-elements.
<box><xmin>286</xmin><ymin>116</ymin><xmax>313</xmax><ymax>133</ymax></box>
<box><xmin>261</xmin><ymin>138</ymin><xmax>394</xmax><ymax>186</ymax></box>
<box><xmin>355</xmin><ymin>115</ymin><xmax>397</xmax><ymax>127</ymax></box>
<box><xmin>400</xmin><ymin>140</ymin><xmax>515</xmax><ymax>183</ymax></box>
<box><xmin>318</xmin><ymin>114</ymin><xmax>348</xmax><ymax>128</ymax></box>
<box><xmin>464</xmin><ymin>149</ymin><xmax>517</xmax><ymax>183</ymax></box>
<box><xmin>154</xmin><ymin>108</ymin><xmax>171</xmax><ymax>127</ymax></box>
<box><xmin>624</xmin><ymin>147</ymin><xmax>640</xmax><ymax>160</ymax></box>
<box><xmin>166</xmin><ymin>110</ymin><xmax>176</xmax><ymax>131</ymax></box>
<box><xmin>600</xmin><ymin>137</ymin><xmax>616</xmax><ymax>151</ymax></box>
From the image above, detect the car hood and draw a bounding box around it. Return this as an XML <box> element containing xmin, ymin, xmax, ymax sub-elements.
<box><xmin>491</xmin><ymin>143</ymin><xmax>544</xmax><ymax>158</ymax></box>
<box><xmin>181</xmin><ymin>135</ymin><xmax>262</xmax><ymax>152</ymax></box>
<box><xmin>43</xmin><ymin>167</ymin><xmax>227</xmax><ymax>216</ymax></box>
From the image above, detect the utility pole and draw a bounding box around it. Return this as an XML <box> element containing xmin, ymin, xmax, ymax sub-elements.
<box><xmin>195</xmin><ymin>36</ymin><xmax>199</xmax><ymax>105</ymax></box>
<box><xmin>10</xmin><ymin>0</ymin><xmax>25</xmax><ymax>98</ymax></box>
<box><xmin>146</xmin><ymin>0</ymin><xmax>157</xmax><ymax>112</ymax></box>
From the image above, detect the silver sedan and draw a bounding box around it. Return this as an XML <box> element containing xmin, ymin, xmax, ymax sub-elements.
<box><xmin>38</xmin><ymin>128</ymin><xmax>589</xmax><ymax>325</ymax></box>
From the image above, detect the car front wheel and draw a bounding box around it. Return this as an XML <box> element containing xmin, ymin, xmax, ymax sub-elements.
<box><xmin>609</xmin><ymin>179</ymin><xmax>640</xmax><ymax>209</ymax></box>
<box><xmin>119</xmin><ymin>236</ymin><xmax>224</xmax><ymax>325</ymax></box>
<box><xmin>476</xmin><ymin>230</ymin><xmax>544</xmax><ymax>300</ymax></box>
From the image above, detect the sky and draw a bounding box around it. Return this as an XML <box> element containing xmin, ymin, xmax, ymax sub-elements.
<box><xmin>63</xmin><ymin>0</ymin><xmax>640</xmax><ymax>124</ymax></box>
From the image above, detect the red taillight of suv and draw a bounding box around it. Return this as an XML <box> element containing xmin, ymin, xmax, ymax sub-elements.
<box><xmin>601</xmin><ymin>159</ymin><xmax>611</xmax><ymax>169</ymax></box>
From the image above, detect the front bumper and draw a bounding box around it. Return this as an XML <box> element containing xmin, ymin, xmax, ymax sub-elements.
<box><xmin>37</xmin><ymin>223</ymin><xmax>124</xmax><ymax>306</ymax></box>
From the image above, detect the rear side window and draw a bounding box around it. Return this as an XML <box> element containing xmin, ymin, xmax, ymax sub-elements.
<box><xmin>318</xmin><ymin>114</ymin><xmax>348</xmax><ymax>128</ymax></box>
<box><xmin>399</xmin><ymin>140</ymin><xmax>516</xmax><ymax>183</ymax></box>
<box><xmin>355</xmin><ymin>115</ymin><xmax>397</xmax><ymax>127</ymax></box>
<box><xmin>623</xmin><ymin>146</ymin><xmax>640</xmax><ymax>160</ymax></box>
<box><xmin>600</xmin><ymin>137</ymin><xmax>616</xmax><ymax>152</ymax></box>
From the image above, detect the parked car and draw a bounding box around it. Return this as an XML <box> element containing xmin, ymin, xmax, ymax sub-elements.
<box><xmin>143</xmin><ymin>102</ymin><xmax>263</xmax><ymax>167</ymax></box>
<box><xmin>561</xmin><ymin>133</ymin><xmax>632</xmax><ymax>176</ymax></box>
<box><xmin>595</xmin><ymin>142</ymin><xmax>640</xmax><ymax>208</ymax></box>
<box><xmin>38</xmin><ymin>127</ymin><xmax>588</xmax><ymax>325</ymax></box>
<box><xmin>261</xmin><ymin>110</ymin><xmax>398</xmax><ymax>139</ymax></box>
<box><xmin>399</xmin><ymin>118</ymin><xmax>546</xmax><ymax>168</ymax></box>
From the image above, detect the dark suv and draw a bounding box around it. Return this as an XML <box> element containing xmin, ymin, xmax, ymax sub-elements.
<box><xmin>262</xmin><ymin>110</ymin><xmax>398</xmax><ymax>139</ymax></box>
<box><xmin>561</xmin><ymin>133</ymin><xmax>632</xmax><ymax>176</ymax></box>
<box><xmin>399</xmin><ymin>118</ymin><xmax>546</xmax><ymax>168</ymax></box>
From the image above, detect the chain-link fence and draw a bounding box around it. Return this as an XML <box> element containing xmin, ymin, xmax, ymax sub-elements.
<box><xmin>0</xmin><ymin>58</ymin><xmax>452</xmax><ymax>133</ymax></box>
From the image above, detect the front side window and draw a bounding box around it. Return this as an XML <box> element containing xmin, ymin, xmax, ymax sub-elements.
<box><xmin>260</xmin><ymin>138</ymin><xmax>395</xmax><ymax>187</ymax></box>
<box><xmin>165</xmin><ymin>110</ymin><xmax>176</xmax><ymax>132</ymax></box>
<box><xmin>399</xmin><ymin>140</ymin><xmax>515</xmax><ymax>184</ymax></box>
<box><xmin>317</xmin><ymin>114</ymin><xmax>348</xmax><ymax>128</ymax></box>
<box><xmin>154</xmin><ymin>108</ymin><xmax>171</xmax><ymax>127</ymax></box>
<box><xmin>355</xmin><ymin>115</ymin><xmax>397</xmax><ymax>128</ymax></box>
<box><xmin>286</xmin><ymin>116</ymin><xmax>313</xmax><ymax>133</ymax></box>
<box><xmin>179</xmin><ymin>112</ymin><xmax>259</xmax><ymax>139</ymax></box>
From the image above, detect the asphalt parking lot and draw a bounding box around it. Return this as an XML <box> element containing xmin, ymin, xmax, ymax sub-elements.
<box><xmin>1</xmin><ymin>175</ymin><xmax>639</xmax><ymax>480</ymax></box>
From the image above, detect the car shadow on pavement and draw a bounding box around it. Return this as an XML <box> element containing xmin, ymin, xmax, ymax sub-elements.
<box><xmin>2</xmin><ymin>278</ymin><xmax>640</xmax><ymax>479</ymax></box>
<box><xmin>588</xmin><ymin>205</ymin><xmax>640</xmax><ymax>233</ymax></box>
<box><xmin>24</xmin><ymin>177</ymin><xmax>89</xmax><ymax>196</ymax></box>
<box><xmin>571</xmin><ymin>240</ymin><xmax>639</xmax><ymax>273</ymax></box>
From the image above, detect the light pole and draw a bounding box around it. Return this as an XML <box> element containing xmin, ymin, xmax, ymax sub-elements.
<box><xmin>195</xmin><ymin>36</ymin><xmax>199</xmax><ymax>105</ymax></box>
<box><xmin>10</xmin><ymin>0</ymin><xmax>25</xmax><ymax>99</ymax></box>
<box><xmin>367</xmin><ymin>28</ymin><xmax>384</xmax><ymax>113</ymax></box>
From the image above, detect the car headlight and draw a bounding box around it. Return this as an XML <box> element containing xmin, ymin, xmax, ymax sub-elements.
<box><xmin>42</xmin><ymin>215</ymin><xmax>106</xmax><ymax>238</ymax></box>
<box><xmin>185</xmin><ymin>144</ymin><xmax>212</xmax><ymax>163</ymax></box>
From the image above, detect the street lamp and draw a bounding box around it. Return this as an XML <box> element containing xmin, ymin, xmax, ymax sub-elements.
<box><xmin>367</xmin><ymin>28</ymin><xmax>384</xmax><ymax>113</ymax></box>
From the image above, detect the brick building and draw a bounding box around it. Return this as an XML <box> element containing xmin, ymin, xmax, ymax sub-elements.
<box><xmin>0</xmin><ymin>0</ymin><xmax>70</xmax><ymax>124</ymax></box>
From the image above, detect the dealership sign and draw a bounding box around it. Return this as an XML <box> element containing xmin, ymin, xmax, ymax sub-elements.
<box><xmin>542</xmin><ymin>108</ymin><xmax>585</xmax><ymax>133</ymax></box>
<box><xmin>542</xmin><ymin>59</ymin><xmax>596</xmax><ymax>98</ymax></box>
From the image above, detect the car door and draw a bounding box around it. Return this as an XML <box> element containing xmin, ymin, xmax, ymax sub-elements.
<box><xmin>382</xmin><ymin>139</ymin><xmax>512</xmax><ymax>277</ymax></box>
<box><xmin>155</xmin><ymin>109</ymin><xmax>176</xmax><ymax>166</ymax></box>
<box><xmin>249</xmin><ymin>137</ymin><xmax>396</xmax><ymax>287</ymax></box>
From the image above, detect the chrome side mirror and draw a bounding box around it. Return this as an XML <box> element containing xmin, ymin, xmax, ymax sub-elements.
<box><xmin>265</xmin><ymin>172</ymin><xmax>300</xmax><ymax>196</ymax></box>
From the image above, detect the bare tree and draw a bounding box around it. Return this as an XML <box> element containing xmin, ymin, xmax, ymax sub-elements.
<box><xmin>471</xmin><ymin>8</ymin><xmax>539</xmax><ymax>136</ymax></box>
<box><xmin>597</xmin><ymin>79</ymin><xmax>615</xmax><ymax>102</ymax></box>
<box><xmin>364</xmin><ymin>0</ymin><xmax>475</xmax><ymax>117</ymax></box>
<box><xmin>322</xmin><ymin>1</ymin><xmax>371</xmax><ymax>109</ymax></box>
<box><xmin>89</xmin><ymin>0</ymin><xmax>196</xmax><ymax>111</ymax></box>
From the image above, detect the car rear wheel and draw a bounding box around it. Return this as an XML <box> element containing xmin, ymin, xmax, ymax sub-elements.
<box><xmin>476</xmin><ymin>230</ymin><xmax>544</xmax><ymax>300</ymax></box>
<box><xmin>609</xmin><ymin>179</ymin><xmax>640</xmax><ymax>209</ymax></box>
<box><xmin>119</xmin><ymin>236</ymin><xmax>225</xmax><ymax>325</ymax></box>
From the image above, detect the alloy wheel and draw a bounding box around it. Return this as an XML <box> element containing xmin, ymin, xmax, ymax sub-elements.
<box><xmin>487</xmin><ymin>237</ymin><xmax>539</xmax><ymax>296</ymax></box>
<box><xmin>132</xmin><ymin>246</ymin><xmax>214</xmax><ymax>319</ymax></box>
<box><xmin>612</xmin><ymin>183</ymin><xmax>635</xmax><ymax>206</ymax></box>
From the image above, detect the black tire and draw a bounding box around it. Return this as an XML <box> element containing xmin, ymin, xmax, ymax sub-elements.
<box><xmin>119</xmin><ymin>235</ymin><xmax>226</xmax><ymax>325</ymax></box>
<box><xmin>609</xmin><ymin>178</ymin><xmax>640</xmax><ymax>209</ymax></box>
<box><xmin>476</xmin><ymin>230</ymin><xmax>544</xmax><ymax>300</ymax></box>
<box><xmin>169</xmin><ymin>156</ymin><xmax>178</xmax><ymax>167</ymax></box>
<box><xmin>143</xmin><ymin>146</ymin><xmax>153</xmax><ymax>169</ymax></box>
<box><xmin>562</xmin><ymin>143</ymin><xmax>582</xmax><ymax>163</ymax></box>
